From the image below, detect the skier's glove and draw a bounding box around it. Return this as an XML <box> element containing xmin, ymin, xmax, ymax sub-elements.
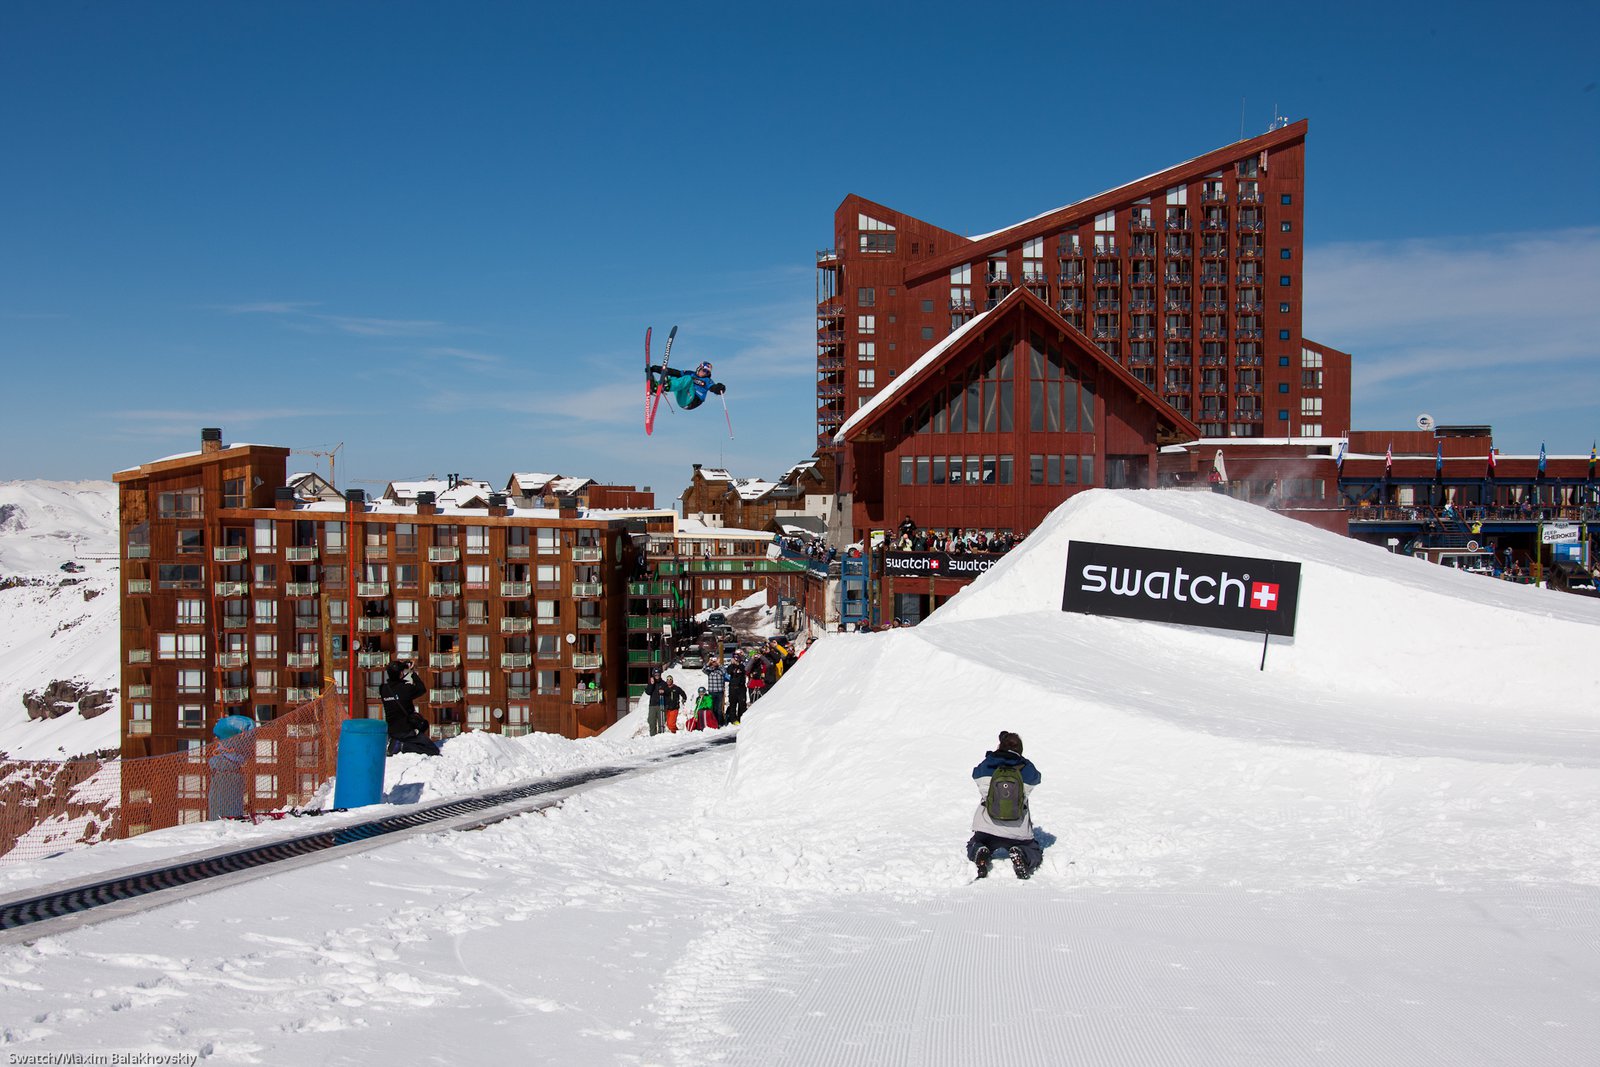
<box><xmin>710</xmin><ymin>383</ymin><xmax>726</xmax><ymax>395</ymax></box>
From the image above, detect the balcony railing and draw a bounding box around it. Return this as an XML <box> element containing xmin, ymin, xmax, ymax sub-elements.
<box><xmin>1091</xmin><ymin>246</ymin><xmax>1118</xmax><ymax>259</ymax></box>
<box><xmin>501</xmin><ymin>653</ymin><xmax>532</xmax><ymax>669</ymax></box>
<box><xmin>1236</xmin><ymin>383</ymin><xmax>1263</xmax><ymax>394</ymax></box>
<box><xmin>430</xmin><ymin>688</ymin><xmax>463</xmax><ymax>703</ymax></box>
<box><xmin>429</xmin><ymin>651</ymin><xmax>460</xmax><ymax>669</ymax></box>
<box><xmin>357</xmin><ymin>651</ymin><xmax>389</xmax><ymax>668</ymax></box>
<box><xmin>219</xmin><ymin>687</ymin><xmax>251</xmax><ymax>703</ymax></box>
<box><xmin>1237</xmin><ymin>191</ymin><xmax>1263</xmax><ymax>204</ymax></box>
<box><xmin>572</xmin><ymin>689</ymin><xmax>605</xmax><ymax>705</ymax></box>
<box><xmin>286</xmin><ymin>582</ymin><xmax>319</xmax><ymax>597</ymax></box>
<box><xmin>428</xmin><ymin>547</ymin><xmax>459</xmax><ymax>563</ymax></box>
<box><xmin>507</xmin><ymin>686</ymin><xmax>533</xmax><ymax>699</ymax></box>
<box><xmin>1236</xmin><ymin>355</ymin><xmax>1264</xmax><ymax>366</ymax></box>
<box><xmin>1237</xmin><ymin>247</ymin><xmax>1262</xmax><ymax>259</ymax></box>
<box><xmin>1164</xmin><ymin>327</ymin><xmax>1192</xmax><ymax>339</ymax></box>
<box><xmin>285</xmin><ymin>687</ymin><xmax>320</xmax><ymax>703</ymax></box>
<box><xmin>221</xmin><ymin>616</ymin><xmax>249</xmax><ymax>629</ymax></box>
<box><xmin>218</xmin><ymin>652</ymin><xmax>249</xmax><ymax>669</ymax></box>
<box><xmin>506</xmin><ymin>544</ymin><xmax>530</xmax><ymax>559</ymax></box>
<box><xmin>126</xmin><ymin>578</ymin><xmax>151</xmax><ymax>594</ymax></box>
<box><xmin>500</xmin><ymin>617</ymin><xmax>532</xmax><ymax>633</ymax></box>
<box><xmin>500</xmin><ymin>581</ymin><xmax>531</xmax><ymax>597</ymax></box>
<box><xmin>126</xmin><ymin>545</ymin><xmax>151</xmax><ymax>558</ymax></box>
<box><xmin>985</xmin><ymin>271</ymin><xmax>1011</xmax><ymax>284</ymax></box>
<box><xmin>287</xmin><ymin>652</ymin><xmax>319</xmax><ymax>669</ymax></box>
<box><xmin>572</xmin><ymin>653</ymin><xmax>603</xmax><ymax>670</ymax></box>
<box><xmin>212</xmin><ymin>581</ymin><xmax>247</xmax><ymax>598</ymax></box>
<box><xmin>286</xmin><ymin>546</ymin><xmax>318</xmax><ymax>562</ymax></box>
<box><xmin>1165</xmin><ymin>217</ymin><xmax>1190</xmax><ymax>230</ymax></box>
<box><xmin>356</xmin><ymin>581</ymin><xmax>389</xmax><ymax>597</ymax></box>
<box><xmin>1129</xmin><ymin>217</ymin><xmax>1155</xmax><ymax>231</ymax></box>
<box><xmin>429</xmin><ymin>581</ymin><xmax>461</xmax><ymax>597</ymax></box>
<box><xmin>214</xmin><ymin>546</ymin><xmax>248</xmax><ymax>563</ymax></box>
<box><xmin>357</xmin><ymin>617</ymin><xmax>391</xmax><ymax>633</ymax></box>
<box><xmin>577</xmin><ymin>617</ymin><xmax>603</xmax><ymax>631</ymax></box>
<box><xmin>572</xmin><ymin>546</ymin><xmax>602</xmax><ymax>563</ymax></box>
<box><xmin>128</xmin><ymin>720</ymin><xmax>151</xmax><ymax>735</ymax></box>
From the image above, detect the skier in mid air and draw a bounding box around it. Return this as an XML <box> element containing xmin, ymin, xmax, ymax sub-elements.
<box><xmin>648</xmin><ymin>359</ymin><xmax>726</xmax><ymax>411</ymax></box>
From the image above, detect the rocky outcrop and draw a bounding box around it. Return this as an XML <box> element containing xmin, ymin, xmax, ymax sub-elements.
<box><xmin>23</xmin><ymin>679</ymin><xmax>114</xmax><ymax>722</ymax></box>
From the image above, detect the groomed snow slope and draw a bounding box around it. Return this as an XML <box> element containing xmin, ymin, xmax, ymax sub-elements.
<box><xmin>730</xmin><ymin>489</ymin><xmax>1600</xmax><ymax>890</ymax></box>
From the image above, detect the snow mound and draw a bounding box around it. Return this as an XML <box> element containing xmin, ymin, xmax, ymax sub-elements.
<box><xmin>727</xmin><ymin>489</ymin><xmax>1600</xmax><ymax>890</ymax></box>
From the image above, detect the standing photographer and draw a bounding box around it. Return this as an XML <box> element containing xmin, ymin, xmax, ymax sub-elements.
<box><xmin>381</xmin><ymin>659</ymin><xmax>440</xmax><ymax>756</ymax></box>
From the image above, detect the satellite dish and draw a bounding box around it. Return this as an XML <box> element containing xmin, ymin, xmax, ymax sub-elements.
<box><xmin>1417</xmin><ymin>413</ymin><xmax>1435</xmax><ymax>431</ymax></box>
<box><xmin>565</xmin><ymin>633</ymin><xmax>576</xmax><ymax>645</ymax></box>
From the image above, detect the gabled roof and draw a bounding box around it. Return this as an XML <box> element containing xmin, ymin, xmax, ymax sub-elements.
<box><xmin>506</xmin><ymin>472</ymin><xmax>557</xmax><ymax>494</ymax></box>
<box><xmin>836</xmin><ymin>286</ymin><xmax>1201</xmax><ymax>444</ymax></box>
<box><xmin>907</xmin><ymin>120</ymin><xmax>1307</xmax><ymax>288</ymax></box>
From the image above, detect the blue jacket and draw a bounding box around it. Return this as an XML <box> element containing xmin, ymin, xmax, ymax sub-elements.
<box><xmin>971</xmin><ymin>749</ymin><xmax>1041</xmax><ymax>786</ymax></box>
<box><xmin>971</xmin><ymin>749</ymin><xmax>1041</xmax><ymax>839</ymax></box>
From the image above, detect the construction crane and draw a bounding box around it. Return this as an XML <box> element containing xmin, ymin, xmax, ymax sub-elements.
<box><xmin>291</xmin><ymin>442</ymin><xmax>343</xmax><ymax>489</ymax></box>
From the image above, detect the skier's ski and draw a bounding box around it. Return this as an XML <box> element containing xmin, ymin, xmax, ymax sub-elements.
<box><xmin>643</xmin><ymin>326</ymin><xmax>652</xmax><ymax>431</ymax></box>
<box><xmin>645</xmin><ymin>325</ymin><xmax>677</xmax><ymax>435</ymax></box>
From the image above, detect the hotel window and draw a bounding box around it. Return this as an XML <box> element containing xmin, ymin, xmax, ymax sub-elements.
<box><xmin>1300</xmin><ymin>423</ymin><xmax>1322</xmax><ymax>437</ymax></box>
<box><xmin>396</xmin><ymin>600</ymin><xmax>419</xmax><ymax>624</ymax></box>
<box><xmin>536</xmin><ymin>528</ymin><xmax>559</xmax><ymax>554</ymax></box>
<box><xmin>466</xmin><ymin>600</ymin><xmax>488</xmax><ymax>625</ymax></box>
<box><xmin>253</xmin><ymin>563</ymin><xmax>276</xmax><ymax>588</ymax></box>
<box><xmin>467</xmin><ymin>671</ymin><xmax>491</xmax><ymax>696</ymax></box>
<box><xmin>1023</xmin><ymin>237</ymin><xmax>1044</xmax><ymax>282</ymax></box>
<box><xmin>466</xmin><ymin>634</ymin><xmax>488</xmax><ymax>660</ymax></box>
<box><xmin>177</xmin><ymin>598</ymin><xmax>205</xmax><ymax>625</ymax></box>
<box><xmin>323</xmin><ymin>521</ymin><xmax>345</xmax><ymax>553</ymax></box>
<box><xmin>857</xmin><ymin>287</ymin><xmax>875</xmax><ymax>307</ymax></box>
<box><xmin>254</xmin><ymin>600</ymin><xmax>277</xmax><ymax>625</ymax></box>
<box><xmin>921</xmin><ymin>299</ymin><xmax>934</xmax><ymax>313</ymax></box>
<box><xmin>899</xmin><ymin>457</ymin><xmax>913</xmax><ymax>485</ymax></box>
<box><xmin>536</xmin><ymin>634</ymin><xmax>561</xmax><ymax>658</ymax></box>
<box><xmin>1280</xmin><ymin>221</ymin><xmax>1292</xmax><ymax>232</ymax></box>
<box><xmin>1281</xmin><ymin>193</ymin><xmax>1293</xmax><ymax>205</ymax></box>
<box><xmin>858</xmin><ymin>342</ymin><xmax>876</xmax><ymax>362</ymax></box>
<box><xmin>254</xmin><ymin>519</ymin><xmax>277</xmax><ymax>550</ymax></box>
<box><xmin>177</xmin><ymin>670</ymin><xmax>206</xmax><ymax>695</ymax></box>
<box><xmin>915</xmin><ymin>457</ymin><xmax>929</xmax><ymax>485</ymax></box>
<box><xmin>1279</xmin><ymin>302</ymin><xmax>1291</xmax><ymax>313</ymax></box>
<box><xmin>177</xmin><ymin>528</ymin><xmax>204</xmax><ymax>555</ymax></box>
<box><xmin>536</xmin><ymin>600</ymin><xmax>559</xmax><ymax>622</ymax></box>
<box><xmin>858</xmin><ymin>314</ymin><xmax>876</xmax><ymax>335</ymax></box>
<box><xmin>465</xmin><ymin>526</ymin><xmax>489</xmax><ymax>554</ymax></box>
<box><xmin>1279</xmin><ymin>329</ymin><xmax>1292</xmax><ymax>340</ymax></box>
<box><xmin>255</xmin><ymin>668</ymin><xmax>277</xmax><ymax>691</ymax></box>
<box><xmin>1302</xmin><ymin>397</ymin><xmax>1323</xmax><ymax>416</ymax></box>
<box><xmin>178</xmin><ymin>705</ymin><xmax>205</xmax><ymax>729</ymax></box>
<box><xmin>223</xmin><ymin>478</ymin><xmax>246</xmax><ymax>510</ymax></box>
<box><xmin>394</xmin><ymin>524</ymin><xmax>418</xmax><ymax>554</ymax></box>
<box><xmin>858</xmin><ymin>369</ymin><xmax>876</xmax><ymax>390</ymax></box>
<box><xmin>255</xmin><ymin>632</ymin><xmax>278</xmax><ymax>658</ymax></box>
<box><xmin>1280</xmin><ymin>275</ymin><xmax>1292</xmax><ymax>286</ymax></box>
<box><xmin>859</xmin><ymin>214</ymin><xmax>896</xmax><ymax>254</ymax></box>
<box><xmin>466</xmin><ymin>564</ymin><xmax>489</xmax><ymax>588</ymax></box>
<box><xmin>921</xmin><ymin>326</ymin><xmax>935</xmax><ymax>340</ymax></box>
<box><xmin>156</xmin><ymin>489</ymin><xmax>203</xmax><ymax>519</ymax></box>
<box><xmin>1280</xmin><ymin>248</ymin><xmax>1292</xmax><ymax>259</ymax></box>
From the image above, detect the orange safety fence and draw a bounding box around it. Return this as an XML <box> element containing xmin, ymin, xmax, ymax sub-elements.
<box><xmin>0</xmin><ymin>687</ymin><xmax>345</xmax><ymax>865</ymax></box>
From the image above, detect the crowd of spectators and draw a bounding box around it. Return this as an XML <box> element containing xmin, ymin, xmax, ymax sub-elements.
<box><xmin>890</xmin><ymin>517</ymin><xmax>1026</xmax><ymax>555</ymax></box>
<box><xmin>774</xmin><ymin>533</ymin><xmax>836</xmax><ymax>570</ymax></box>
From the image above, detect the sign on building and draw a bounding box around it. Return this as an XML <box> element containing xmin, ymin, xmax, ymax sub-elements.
<box><xmin>1541</xmin><ymin>524</ymin><xmax>1580</xmax><ymax>544</ymax></box>
<box><xmin>883</xmin><ymin>551</ymin><xmax>1001</xmax><ymax>581</ymax></box>
<box><xmin>1062</xmin><ymin>540</ymin><xmax>1301</xmax><ymax>638</ymax></box>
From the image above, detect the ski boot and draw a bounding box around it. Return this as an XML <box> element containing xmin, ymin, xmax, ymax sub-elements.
<box><xmin>1010</xmin><ymin>849</ymin><xmax>1032</xmax><ymax>880</ymax></box>
<box><xmin>974</xmin><ymin>845</ymin><xmax>992</xmax><ymax>879</ymax></box>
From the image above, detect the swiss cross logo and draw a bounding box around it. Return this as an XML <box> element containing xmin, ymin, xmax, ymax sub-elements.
<box><xmin>929</xmin><ymin>558</ymin><xmax>942</xmax><ymax>570</ymax></box>
<box><xmin>1250</xmin><ymin>582</ymin><xmax>1280</xmax><ymax>611</ymax></box>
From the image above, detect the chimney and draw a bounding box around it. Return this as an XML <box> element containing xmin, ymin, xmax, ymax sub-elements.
<box><xmin>557</xmin><ymin>494</ymin><xmax>578</xmax><ymax>518</ymax></box>
<box><xmin>274</xmin><ymin>486</ymin><xmax>297</xmax><ymax>511</ymax></box>
<box><xmin>487</xmin><ymin>492</ymin><xmax>508</xmax><ymax>517</ymax></box>
<box><xmin>416</xmin><ymin>490</ymin><xmax>437</xmax><ymax>516</ymax></box>
<box><xmin>201</xmin><ymin>427</ymin><xmax>223</xmax><ymax>454</ymax></box>
<box><xmin>344</xmin><ymin>488</ymin><xmax>366</xmax><ymax>506</ymax></box>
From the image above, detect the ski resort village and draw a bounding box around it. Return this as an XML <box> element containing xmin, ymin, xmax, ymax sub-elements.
<box><xmin>1</xmin><ymin>7</ymin><xmax>1597</xmax><ymax>1065</ymax></box>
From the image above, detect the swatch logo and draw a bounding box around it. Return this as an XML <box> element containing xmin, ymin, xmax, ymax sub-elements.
<box><xmin>1064</xmin><ymin>541</ymin><xmax>1300</xmax><ymax>637</ymax></box>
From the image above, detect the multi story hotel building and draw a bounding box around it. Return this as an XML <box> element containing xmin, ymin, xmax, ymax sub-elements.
<box><xmin>816</xmin><ymin>120</ymin><xmax>1350</xmax><ymax>474</ymax></box>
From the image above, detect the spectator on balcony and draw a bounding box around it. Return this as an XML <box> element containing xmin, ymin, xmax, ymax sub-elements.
<box><xmin>382</xmin><ymin>660</ymin><xmax>439</xmax><ymax>756</ymax></box>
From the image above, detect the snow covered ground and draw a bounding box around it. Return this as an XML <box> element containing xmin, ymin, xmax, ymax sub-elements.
<box><xmin>0</xmin><ymin>481</ymin><xmax>121</xmax><ymax>759</ymax></box>
<box><xmin>1</xmin><ymin>489</ymin><xmax>1596</xmax><ymax>1065</ymax></box>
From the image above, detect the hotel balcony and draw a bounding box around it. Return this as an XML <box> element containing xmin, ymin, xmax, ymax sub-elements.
<box><xmin>572</xmin><ymin>546</ymin><xmax>602</xmax><ymax>563</ymax></box>
<box><xmin>357</xmin><ymin>651</ymin><xmax>389</xmax><ymax>668</ymax></box>
<box><xmin>1129</xmin><ymin>217</ymin><xmax>1155</xmax><ymax>232</ymax></box>
<box><xmin>1164</xmin><ymin>327</ymin><xmax>1192</xmax><ymax>339</ymax></box>
<box><xmin>1201</xmin><ymin>245</ymin><xmax>1228</xmax><ymax>259</ymax></box>
<box><xmin>286</xmin><ymin>546</ymin><xmax>318</xmax><ymax>562</ymax></box>
<box><xmin>985</xmin><ymin>271</ymin><xmax>1011</xmax><ymax>284</ymax></box>
<box><xmin>214</xmin><ymin>581</ymin><xmax>248</xmax><ymax>598</ymax></box>
<box><xmin>1165</xmin><ymin>217</ymin><xmax>1190</xmax><ymax>230</ymax></box>
<box><xmin>1236</xmin><ymin>383</ymin><xmax>1263</xmax><ymax>394</ymax></box>
<box><xmin>222</xmin><ymin>616</ymin><xmax>250</xmax><ymax>629</ymax></box>
<box><xmin>286</xmin><ymin>582</ymin><xmax>319</xmax><ymax>597</ymax></box>
<box><xmin>817</xmin><ymin>329</ymin><xmax>844</xmax><ymax>344</ymax></box>
<box><xmin>501</xmin><ymin>581</ymin><xmax>531</xmax><ymax>597</ymax></box>
<box><xmin>501</xmin><ymin>652</ymin><xmax>532</xmax><ymax>669</ymax></box>
<box><xmin>218</xmin><ymin>652</ymin><xmax>249</xmax><ymax>669</ymax></box>
<box><xmin>818</xmin><ymin>356</ymin><xmax>846</xmax><ymax>372</ymax></box>
<box><xmin>127</xmin><ymin>683</ymin><xmax>153</xmax><ymax>699</ymax></box>
<box><xmin>1236</xmin><ymin>220</ymin><xmax>1264</xmax><ymax>232</ymax></box>
<box><xmin>500</xmin><ymin>617</ymin><xmax>532</xmax><ymax>633</ymax></box>
<box><xmin>429</xmin><ymin>581</ymin><xmax>462</xmax><ymax>597</ymax></box>
<box><xmin>577</xmin><ymin>616</ymin><xmax>603</xmax><ymax>631</ymax></box>
<box><xmin>502</xmin><ymin>724</ymin><xmax>531</xmax><ymax>737</ymax></box>
<box><xmin>430</xmin><ymin>652</ymin><xmax>460</xmax><ymax>669</ymax></box>
<box><xmin>126</xmin><ymin>545</ymin><xmax>151</xmax><ymax>558</ymax></box>
<box><xmin>1128</xmin><ymin>298</ymin><xmax>1155</xmax><ymax>312</ymax></box>
<box><xmin>1128</xmin><ymin>354</ymin><xmax>1157</xmax><ymax>366</ymax></box>
<box><xmin>1091</xmin><ymin>246</ymin><xmax>1118</xmax><ymax>259</ymax></box>
<box><xmin>1093</xmin><ymin>298</ymin><xmax>1120</xmax><ymax>310</ymax></box>
<box><xmin>356</xmin><ymin>581</ymin><xmax>389</xmax><ymax>597</ymax></box>
<box><xmin>430</xmin><ymin>688</ymin><xmax>463</xmax><ymax>703</ymax></box>
<box><xmin>1202</xmin><ymin>190</ymin><xmax>1227</xmax><ymax>203</ymax></box>
<box><xmin>219</xmin><ymin>687</ymin><xmax>251</xmax><ymax>703</ymax></box>
<box><xmin>506</xmin><ymin>544</ymin><xmax>530</xmax><ymax>559</ymax></box>
<box><xmin>571</xmin><ymin>582</ymin><xmax>603</xmax><ymax>598</ymax></box>
<box><xmin>1164</xmin><ymin>245</ymin><xmax>1191</xmax><ymax>259</ymax></box>
<box><xmin>1236</xmin><ymin>300</ymin><xmax>1263</xmax><ymax>313</ymax></box>
<box><xmin>1202</xmin><ymin>217</ymin><xmax>1228</xmax><ymax>231</ymax></box>
<box><xmin>1236</xmin><ymin>328</ymin><xmax>1263</xmax><ymax>340</ymax></box>
<box><xmin>817</xmin><ymin>301</ymin><xmax>844</xmax><ymax>319</ymax></box>
<box><xmin>429</xmin><ymin>547</ymin><xmax>459</xmax><ymax>563</ymax></box>
<box><xmin>1237</xmin><ymin>191</ymin><xmax>1263</xmax><ymax>204</ymax></box>
<box><xmin>1092</xmin><ymin>272</ymin><xmax>1121</xmax><ymax>285</ymax></box>
<box><xmin>1236</xmin><ymin>354</ymin><xmax>1264</xmax><ymax>366</ymax></box>
<box><xmin>817</xmin><ymin>248</ymin><xmax>839</xmax><ymax>265</ymax></box>
<box><xmin>1164</xmin><ymin>299</ymin><xmax>1191</xmax><ymax>311</ymax></box>
<box><xmin>214</xmin><ymin>546</ymin><xmax>248</xmax><ymax>563</ymax></box>
<box><xmin>1129</xmin><ymin>329</ymin><xmax>1155</xmax><ymax>340</ymax></box>
<box><xmin>1200</xmin><ymin>273</ymin><xmax>1228</xmax><ymax>286</ymax></box>
<box><xmin>357</xmin><ymin>617</ymin><xmax>391</xmax><ymax>633</ymax></box>
<box><xmin>1057</xmin><ymin>298</ymin><xmax>1084</xmax><ymax>313</ymax></box>
<box><xmin>818</xmin><ymin>412</ymin><xmax>844</xmax><ymax>428</ymax></box>
<box><xmin>572</xmin><ymin>689</ymin><xmax>605</xmax><ymax>705</ymax></box>
<box><xmin>1237</xmin><ymin>247</ymin><xmax>1262</xmax><ymax>259</ymax></box>
<box><xmin>572</xmin><ymin>653</ymin><xmax>603</xmax><ymax>670</ymax></box>
<box><xmin>285</xmin><ymin>687</ymin><xmax>320</xmax><ymax>703</ymax></box>
<box><xmin>127</xmin><ymin>579</ymin><xmax>151</xmax><ymax>594</ymax></box>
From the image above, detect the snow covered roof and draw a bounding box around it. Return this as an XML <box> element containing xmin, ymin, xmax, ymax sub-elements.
<box><xmin>696</xmin><ymin>468</ymin><xmax>735</xmax><ymax>483</ymax></box>
<box><xmin>734</xmin><ymin>479</ymin><xmax>777</xmax><ymax>501</ymax></box>
<box><xmin>506</xmin><ymin>472</ymin><xmax>557</xmax><ymax>493</ymax></box>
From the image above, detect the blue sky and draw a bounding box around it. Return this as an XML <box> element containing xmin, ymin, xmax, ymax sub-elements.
<box><xmin>3</xmin><ymin>1</ymin><xmax>1597</xmax><ymax>501</ymax></box>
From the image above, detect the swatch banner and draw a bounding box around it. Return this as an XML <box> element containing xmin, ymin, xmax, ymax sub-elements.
<box><xmin>1062</xmin><ymin>540</ymin><xmax>1301</xmax><ymax>637</ymax></box>
<box><xmin>883</xmin><ymin>551</ymin><xmax>999</xmax><ymax>580</ymax></box>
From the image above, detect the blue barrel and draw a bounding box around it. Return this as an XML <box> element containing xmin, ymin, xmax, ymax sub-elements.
<box><xmin>333</xmin><ymin>718</ymin><xmax>389</xmax><ymax>809</ymax></box>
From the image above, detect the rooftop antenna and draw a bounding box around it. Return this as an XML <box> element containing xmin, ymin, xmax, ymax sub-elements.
<box><xmin>1239</xmin><ymin>97</ymin><xmax>1246</xmax><ymax>140</ymax></box>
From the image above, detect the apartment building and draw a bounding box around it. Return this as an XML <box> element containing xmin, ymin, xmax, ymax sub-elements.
<box><xmin>116</xmin><ymin>429</ymin><xmax>670</xmax><ymax>755</ymax></box>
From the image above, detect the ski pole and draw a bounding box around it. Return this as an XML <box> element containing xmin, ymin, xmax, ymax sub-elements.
<box><xmin>720</xmin><ymin>393</ymin><xmax>734</xmax><ymax>438</ymax></box>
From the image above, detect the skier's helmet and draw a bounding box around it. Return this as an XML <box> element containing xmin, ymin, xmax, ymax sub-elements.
<box><xmin>695</xmin><ymin>360</ymin><xmax>713</xmax><ymax>378</ymax></box>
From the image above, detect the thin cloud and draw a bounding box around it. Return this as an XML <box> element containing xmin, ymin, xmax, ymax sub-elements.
<box><xmin>421</xmin><ymin>346</ymin><xmax>503</xmax><ymax>366</ymax></box>
<box><xmin>214</xmin><ymin>302</ymin><xmax>454</xmax><ymax>338</ymax></box>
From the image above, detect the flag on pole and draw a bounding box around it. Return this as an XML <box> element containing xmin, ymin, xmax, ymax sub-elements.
<box><xmin>1334</xmin><ymin>438</ymin><xmax>1347</xmax><ymax>472</ymax></box>
<box><xmin>1538</xmin><ymin>442</ymin><xmax>1548</xmax><ymax>475</ymax></box>
<box><xmin>1487</xmin><ymin>447</ymin><xmax>1497</xmax><ymax>479</ymax></box>
<box><xmin>1384</xmin><ymin>441</ymin><xmax>1393</xmax><ymax>475</ymax></box>
<box><xmin>1434</xmin><ymin>440</ymin><xmax>1443</xmax><ymax>478</ymax></box>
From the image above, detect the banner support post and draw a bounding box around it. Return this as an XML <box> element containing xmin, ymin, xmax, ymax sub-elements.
<box><xmin>1260</xmin><ymin>629</ymin><xmax>1269</xmax><ymax>671</ymax></box>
